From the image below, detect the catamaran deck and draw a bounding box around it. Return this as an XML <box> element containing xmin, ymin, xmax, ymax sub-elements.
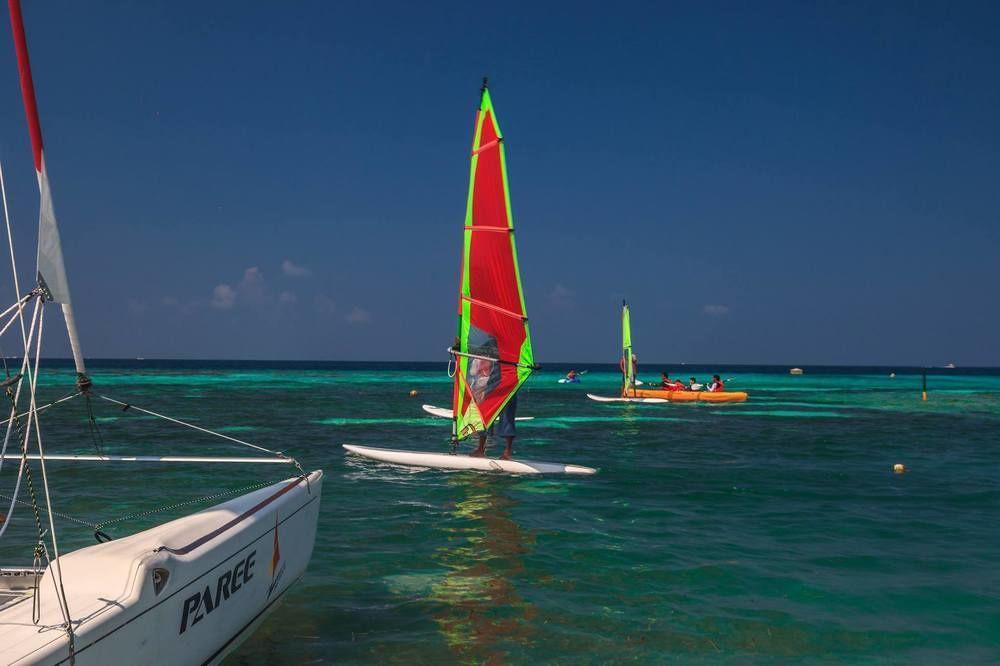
<box><xmin>0</xmin><ymin>568</ymin><xmax>34</xmax><ymax>614</ymax></box>
<box><xmin>0</xmin><ymin>471</ymin><xmax>322</xmax><ymax>665</ymax></box>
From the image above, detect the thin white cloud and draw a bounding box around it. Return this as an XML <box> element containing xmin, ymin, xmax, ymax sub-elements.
<box><xmin>242</xmin><ymin>267</ymin><xmax>263</xmax><ymax>285</ymax></box>
<box><xmin>210</xmin><ymin>267</ymin><xmax>268</xmax><ymax>310</ymax></box>
<box><xmin>162</xmin><ymin>294</ymin><xmax>200</xmax><ymax>315</ymax></box>
<box><xmin>211</xmin><ymin>284</ymin><xmax>236</xmax><ymax>309</ymax></box>
<box><xmin>278</xmin><ymin>291</ymin><xmax>297</xmax><ymax>305</ymax></box>
<box><xmin>282</xmin><ymin>259</ymin><xmax>311</xmax><ymax>278</ymax></box>
<box><xmin>127</xmin><ymin>298</ymin><xmax>147</xmax><ymax>315</ymax></box>
<box><xmin>346</xmin><ymin>306</ymin><xmax>371</xmax><ymax>324</ymax></box>
<box><xmin>548</xmin><ymin>283</ymin><xmax>575</xmax><ymax>309</ymax></box>
<box><xmin>703</xmin><ymin>304</ymin><xmax>730</xmax><ymax>316</ymax></box>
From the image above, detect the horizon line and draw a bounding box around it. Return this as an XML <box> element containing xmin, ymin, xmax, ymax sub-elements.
<box><xmin>25</xmin><ymin>357</ymin><xmax>996</xmax><ymax>370</ymax></box>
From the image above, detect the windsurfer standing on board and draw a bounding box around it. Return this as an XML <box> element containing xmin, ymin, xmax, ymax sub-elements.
<box><xmin>471</xmin><ymin>395</ymin><xmax>518</xmax><ymax>460</ymax></box>
<box><xmin>619</xmin><ymin>354</ymin><xmax>638</xmax><ymax>387</ymax></box>
<box><xmin>462</xmin><ymin>335</ymin><xmax>520</xmax><ymax>460</ymax></box>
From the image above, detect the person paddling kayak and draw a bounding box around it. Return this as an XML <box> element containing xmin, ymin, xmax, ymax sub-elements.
<box><xmin>708</xmin><ymin>375</ymin><xmax>725</xmax><ymax>392</ymax></box>
<box><xmin>471</xmin><ymin>394</ymin><xmax>518</xmax><ymax>460</ymax></box>
<box><xmin>661</xmin><ymin>371</ymin><xmax>685</xmax><ymax>391</ymax></box>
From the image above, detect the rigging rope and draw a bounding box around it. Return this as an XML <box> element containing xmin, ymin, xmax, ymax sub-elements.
<box><xmin>0</xmin><ymin>294</ymin><xmax>33</xmax><ymax>339</ymax></box>
<box><xmin>0</xmin><ymin>161</ymin><xmax>34</xmax><ymax>476</ymax></box>
<box><xmin>0</xmin><ymin>300</ymin><xmax>42</xmax><ymax>542</ymax></box>
<box><xmin>1</xmin><ymin>478</ymin><xmax>277</xmax><ymax>536</ymax></box>
<box><xmin>0</xmin><ymin>492</ymin><xmax>98</xmax><ymax>531</ymax></box>
<box><xmin>0</xmin><ymin>297</ymin><xmax>40</xmax><ymax>477</ymax></box>
<box><xmin>95</xmin><ymin>480</ymin><xmax>277</xmax><ymax>530</ymax></box>
<box><xmin>82</xmin><ymin>395</ymin><xmax>105</xmax><ymax>456</ymax></box>
<box><xmin>23</xmin><ymin>304</ymin><xmax>77</xmax><ymax>655</ymax></box>
<box><xmin>0</xmin><ymin>159</ymin><xmax>30</xmax><ymax>359</ymax></box>
<box><xmin>97</xmin><ymin>394</ymin><xmax>302</xmax><ymax>473</ymax></box>
<box><xmin>0</xmin><ymin>391</ymin><xmax>81</xmax><ymax>428</ymax></box>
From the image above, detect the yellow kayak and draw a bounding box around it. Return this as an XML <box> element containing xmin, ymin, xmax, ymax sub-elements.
<box><xmin>625</xmin><ymin>388</ymin><xmax>748</xmax><ymax>403</ymax></box>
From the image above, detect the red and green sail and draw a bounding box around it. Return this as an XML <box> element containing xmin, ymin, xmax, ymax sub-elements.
<box><xmin>451</xmin><ymin>83</ymin><xmax>534</xmax><ymax>440</ymax></box>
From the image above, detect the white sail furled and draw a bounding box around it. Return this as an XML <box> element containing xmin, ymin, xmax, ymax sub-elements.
<box><xmin>36</xmin><ymin>158</ymin><xmax>72</xmax><ymax>304</ymax></box>
<box><xmin>9</xmin><ymin>0</ymin><xmax>86</xmax><ymax>376</ymax></box>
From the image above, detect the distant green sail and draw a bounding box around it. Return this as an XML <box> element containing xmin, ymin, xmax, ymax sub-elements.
<box><xmin>450</xmin><ymin>82</ymin><xmax>535</xmax><ymax>441</ymax></box>
<box><xmin>622</xmin><ymin>301</ymin><xmax>634</xmax><ymax>395</ymax></box>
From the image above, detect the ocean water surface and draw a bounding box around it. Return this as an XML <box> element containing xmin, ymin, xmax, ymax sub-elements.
<box><xmin>2</xmin><ymin>362</ymin><xmax>998</xmax><ymax>663</ymax></box>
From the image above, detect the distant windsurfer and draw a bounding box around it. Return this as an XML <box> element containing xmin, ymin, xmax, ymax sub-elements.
<box><xmin>619</xmin><ymin>354</ymin><xmax>638</xmax><ymax>386</ymax></box>
<box><xmin>471</xmin><ymin>395</ymin><xmax>518</xmax><ymax>460</ymax></box>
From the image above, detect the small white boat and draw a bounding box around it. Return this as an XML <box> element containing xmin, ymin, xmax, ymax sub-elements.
<box><xmin>344</xmin><ymin>444</ymin><xmax>595</xmax><ymax>475</ymax></box>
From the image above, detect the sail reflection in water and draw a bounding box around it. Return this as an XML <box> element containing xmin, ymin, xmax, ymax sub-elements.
<box><xmin>430</xmin><ymin>476</ymin><xmax>536</xmax><ymax>661</ymax></box>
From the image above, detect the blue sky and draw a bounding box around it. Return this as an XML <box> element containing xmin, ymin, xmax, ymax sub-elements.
<box><xmin>0</xmin><ymin>1</ymin><xmax>996</xmax><ymax>364</ymax></box>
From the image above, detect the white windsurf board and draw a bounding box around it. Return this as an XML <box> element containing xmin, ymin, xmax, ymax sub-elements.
<box><xmin>422</xmin><ymin>404</ymin><xmax>534</xmax><ymax>420</ymax></box>
<box><xmin>586</xmin><ymin>393</ymin><xmax>668</xmax><ymax>404</ymax></box>
<box><xmin>343</xmin><ymin>444</ymin><xmax>596</xmax><ymax>475</ymax></box>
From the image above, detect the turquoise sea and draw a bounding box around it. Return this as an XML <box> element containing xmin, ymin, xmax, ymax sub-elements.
<box><xmin>2</xmin><ymin>362</ymin><xmax>999</xmax><ymax>663</ymax></box>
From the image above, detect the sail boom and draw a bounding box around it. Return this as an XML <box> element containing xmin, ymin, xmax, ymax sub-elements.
<box><xmin>460</xmin><ymin>295</ymin><xmax>527</xmax><ymax>321</ymax></box>
<box><xmin>462</xmin><ymin>226</ymin><xmax>512</xmax><ymax>233</ymax></box>
<box><xmin>448</xmin><ymin>347</ymin><xmax>538</xmax><ymax>370</ymax></box>
<box><xmin>471</xmin><ymin>138</ymin><xmax>502</xmax><ymax>156</ymax></box>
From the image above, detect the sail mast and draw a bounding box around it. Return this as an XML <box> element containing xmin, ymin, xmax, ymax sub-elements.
<box><xmin>622</xmin><ymin>301</ymin><xmax>633</xmax><ymax>395</ymax></box>
<box><xmin>8</xmin><ymin>0</ymin><xmax>87</xmax><ymax>380</ymax></box>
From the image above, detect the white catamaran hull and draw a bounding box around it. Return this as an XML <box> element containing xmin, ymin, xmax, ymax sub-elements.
<box><xmin>421</xmin><ymin>404</ymin><xmax>534</xmax><ymax>421</ymax></box>
<box><xmin>344</xmin><ymin>444</ymin><xmax>596</xmax><ymax>475</ymax></box>
<box><xmin>0</xmin><ymin>470</ymin><xmax>323</xmax><ymax>665</ymax></box>
<box><xmin>586</xmin><ymin>393</ymin><xmax>668</xmax><ymax>404</ymax></box>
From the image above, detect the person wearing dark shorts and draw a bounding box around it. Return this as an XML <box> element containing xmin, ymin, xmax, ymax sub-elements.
<box><xmin>471</xmin><ymin>394</ymin><xmax>518</xmax><ymax>459</ymax></box>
